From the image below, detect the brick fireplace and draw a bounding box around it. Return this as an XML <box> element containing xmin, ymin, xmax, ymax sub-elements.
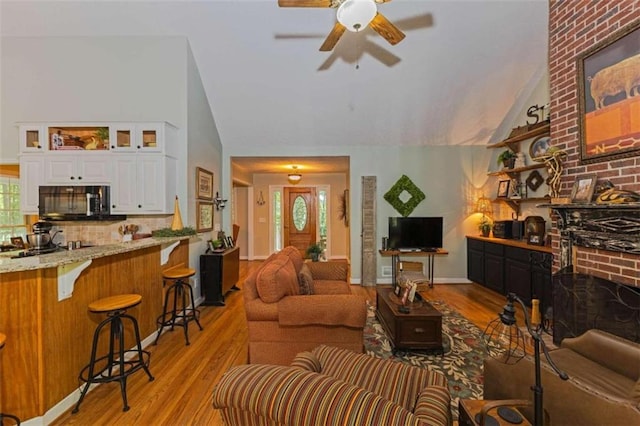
<box><xmin>548</xmin><ymin>1</ymin><xmax>640</xmax><ymax>287</ymax></box>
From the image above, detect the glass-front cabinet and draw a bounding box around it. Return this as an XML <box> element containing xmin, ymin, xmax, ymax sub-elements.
<box><xmin>108</xmin><ymin>123</ymin><xmax>163</xmax><ymax>152</ymax></box>
<box><xmin>19</xmin><ymin>125</ymin><xmax>47</xmax><ymax>152</ymax></box>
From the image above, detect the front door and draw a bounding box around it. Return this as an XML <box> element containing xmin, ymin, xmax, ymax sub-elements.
<box><xmin>283</xmin><ymin>187</ymin><xmax>317</xmax><ymax>257</ymax></box>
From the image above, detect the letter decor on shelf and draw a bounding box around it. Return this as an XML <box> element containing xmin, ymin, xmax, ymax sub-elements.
<box><xmin>384</xmin><ymin>175</ymin><xmax>425</xmax><ymax>217</ymax></box>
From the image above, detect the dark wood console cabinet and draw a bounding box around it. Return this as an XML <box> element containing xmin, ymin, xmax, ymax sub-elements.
<box><xmin>200</xmin><ymin>246</ymin><xmax>240</xmax><ymax>306</ymax></box>
<box><xmin>466</xmin><ymin>236</ymin><xmax>552</xmax><ymax>313</ymax></box>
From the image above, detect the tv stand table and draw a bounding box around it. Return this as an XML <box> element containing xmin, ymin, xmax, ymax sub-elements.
<box><xmin>379</xmin><ymin>249</ymin><xmax>448</xmax><ymax>288</ymax></box>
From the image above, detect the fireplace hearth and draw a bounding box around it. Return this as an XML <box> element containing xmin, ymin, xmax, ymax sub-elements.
<box><xmin>552</xmin><ymin>266</ymin><xmax>640</xmax><ymax>345</ymax></box>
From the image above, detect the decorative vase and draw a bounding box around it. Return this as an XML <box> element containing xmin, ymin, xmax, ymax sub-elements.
<box><xmin>311</xmin><ymin>253</ymin><xmax>320</xmax><ymax>262</ymax></box>
<box><xmin>481</xmin><ymin>228</ymin><xmax>491</xmax><ymax>237</ymax></box>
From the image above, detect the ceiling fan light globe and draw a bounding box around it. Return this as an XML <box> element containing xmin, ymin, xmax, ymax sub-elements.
<box><xmin>337</xmin><ymin>0</ymin><xmax>377</xmax><ymax>32</ymax></box>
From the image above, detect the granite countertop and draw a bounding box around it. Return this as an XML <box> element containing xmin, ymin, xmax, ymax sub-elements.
<box><xmin>0</xmin><ymin>236</ymin><xmax>191</xmax><ymax>274</ymax></box>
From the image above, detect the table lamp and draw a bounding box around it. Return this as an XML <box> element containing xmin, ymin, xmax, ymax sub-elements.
<box><xmin>475</xmin><ymin>195</ymin><xmax>493</xmax><ymax>236</ymax></box>
<box><xmin>482</xmin><ymin>293</ymin><xmax>568</xmax><ymax>426</ymax></box>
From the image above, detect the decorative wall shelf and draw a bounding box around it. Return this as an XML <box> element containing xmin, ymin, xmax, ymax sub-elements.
<box><xmin>486</xmin><ymin>120</ymin><xmax>551</xmax><ymax>215</ymax></box>
<box><xmin>496</xmin><ymin>196</ymin><xmax>551</xmax><ymax>213</ymax></box>
<box><xmin>487</xmin><ymin>163</ymin><xmax>546</xmax><ymax>177</ymax></box>
<box><xmin>486</xmin><ymin>121</ymin><xmax>551</xmax><ymax>150</ymax></box>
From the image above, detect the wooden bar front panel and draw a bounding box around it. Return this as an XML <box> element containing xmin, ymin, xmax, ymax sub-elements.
<box><xmin>0</xmin><ymin>239</ymin><xmax>188</xmax><ymax>420</ymax></box>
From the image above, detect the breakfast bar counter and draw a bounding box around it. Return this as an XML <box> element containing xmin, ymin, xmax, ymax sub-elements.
<box><xmin>0</xmin><ymin>236</ymin><xmax>191</xmax><ymax>422</ymax></box>
<box><xmin>0</xmin><ymin>236</ymin><xmax>190</xmax><ymax>273</ymax></box>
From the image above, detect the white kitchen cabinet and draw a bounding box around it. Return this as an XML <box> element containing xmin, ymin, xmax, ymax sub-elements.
<box><xmin>19</xmin><ymin>155</ymin><xmax>44</xmax><ymax>214</ymax></box>
<box><xmin>111</xmin><ymin>154</ymin><xmax>176</xmax><ymax>214</ymax></box>
<box><xmin>18</xmin><ymin>121</ymin><xmax>179</xmax><ymax>215</ymax></box>
<box><xmin>18</xmin><ymin>125</ymin><xmax>47</xmax><ymax>153</ymax></box>
<box><xmin>44</xmin><ymin>154</ymin><xmax>111</xmax><ymax>184</ymax></box>
<box><xmin>108</xmin><ymin>122</ymin><xmax>177</xmax><ymax>155</ymax></box>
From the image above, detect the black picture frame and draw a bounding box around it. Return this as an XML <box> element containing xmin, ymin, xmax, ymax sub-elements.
<box><xmin>226</xmin><ymin>236</ymin><xmax>234</xmax><ymax>248</ymax></box>
<box><xmin>527</xmin><ymin>232</ymin><xmax>544</xmax><ymax>246</ymax></box>
<box><xmin>393</xmin><ymin>281</ymin><xmax>402</xmax><ymax>297</ymax></box>
<box><xmin>526</xmin><ymin>170</ymin><xmax>544</xmax><ymax>192</ymax></box>
<box><xmin>577</xmin><ymin>20</ymin><xmax>640</xmax><ymax>163</ymax></box>
<box><xmin>10</xmin><ymin>236</ymin><xmax>25</xmax><ymax>249</ymax></box>
<box><xmin>497</xmin><ymin>180</ymin><xmax>511</xmax><ymax>198</ymax></box>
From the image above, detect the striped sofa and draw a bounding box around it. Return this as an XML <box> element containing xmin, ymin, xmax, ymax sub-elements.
<box><xmin>212</xmin><ymin>345</ymin><xmax>452</xmax><ymax>425</ymax></box>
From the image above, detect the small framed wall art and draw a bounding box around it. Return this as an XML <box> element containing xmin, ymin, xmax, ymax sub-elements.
<box><xmin>196</xmin><ymin>167</ymin><xmax>214</xmax><ymax>201</ymax></box>
<box><xmin>570</xmin><ymin>174</ymin><xmax>597</xmax><ymax>203</ymax></box>
<box><xmin>196</xmin><ymin>201</ymin><xmax>214</xmax><ymax>232</ymax></box>
<box><xmin>497</xmin><ymin>180</ymin><xmax>511</xmax><ymax>198</ymax></box>
<box><xmin>527</xmin><ymin>232</ymin><xmax>544</xmax><ymax>246</ymax></box>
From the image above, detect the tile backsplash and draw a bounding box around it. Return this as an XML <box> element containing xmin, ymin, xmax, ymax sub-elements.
<box><xmin>50</xmin><ymin>215</ymin><xmax>173</xmax><ymax>246</ymax></box>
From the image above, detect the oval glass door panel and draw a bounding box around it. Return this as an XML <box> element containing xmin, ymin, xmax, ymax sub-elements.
<box><xmin>293</xmin><ymin>196</ymin><xmax>308</xmax><ymax>231</ymax></box>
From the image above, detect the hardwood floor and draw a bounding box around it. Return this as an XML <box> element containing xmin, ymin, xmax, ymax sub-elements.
<box><xmin>52</xmin><ymin>260</ymin><xmax>514</xmax><ymax>425</ymax></box>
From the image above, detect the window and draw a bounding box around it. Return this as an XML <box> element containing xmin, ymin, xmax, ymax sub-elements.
<box><xmin>318</xmin><ymin>189</ymin><xmax>327</xmax><ymax>244</ymax></box>
<box><xmin>272</xmin><ymin>189</ymin><xmax>282</xmax><ymax>251</ymax></box>
<box><xmin>0</xmin><ymin>175</ymin><xmax>27</xmax><ymax>243</ymax></box>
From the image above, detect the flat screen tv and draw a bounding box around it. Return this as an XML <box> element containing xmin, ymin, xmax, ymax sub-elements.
<box><xmin>388</xmin><ymin>217</ymin><xmax>443</xmax><ymax>251</ymax></box>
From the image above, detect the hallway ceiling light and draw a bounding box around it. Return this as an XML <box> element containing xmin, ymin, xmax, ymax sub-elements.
<box><xmin>288</xmin><ymin>166</ymin><xmax>302</xmax><ymax>185</ymax></box>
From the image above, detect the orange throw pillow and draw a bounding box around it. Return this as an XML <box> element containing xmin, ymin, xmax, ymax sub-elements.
<box><xmin>256</xmin><ymin>255</ymin><xmax>299</xmax><ymax>303</ymax></box>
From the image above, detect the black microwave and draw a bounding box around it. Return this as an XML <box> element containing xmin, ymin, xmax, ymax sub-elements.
<box><xmin>39</xmin><ymin>186</ymin><xmax>126</xmax><ymax>221</ymax></box>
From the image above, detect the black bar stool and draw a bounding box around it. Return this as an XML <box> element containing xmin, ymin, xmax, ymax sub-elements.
<box><xmin>154</xmin><ymin>266</ymin><xmax>203</xmax><ymax>346</ymax></box>
<box><xmin>0</xmin><ymin>333</ymin><xmax>21</xmax><ymax>425</ymax></box>
<box><xmin>73</xmin><ymin>294</ymin><xmax>154</xmax><ymax>413</ymax></box>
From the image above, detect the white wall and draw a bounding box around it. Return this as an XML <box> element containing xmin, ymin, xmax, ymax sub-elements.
<box><xmin>0</xmin><ymin>36</ymin><xmax>190</xmax><ymax>211</ymax></box>
<box><xmin>0</xmin><ymin>35</ymin><xmax>224</xmax><ymax>299</ymax></box>
<box><xmin>224</xmin><ymin>143</ymin><xmax>489</xmax><ymax>283</ymax></box>
<box><xmin>185</xmin><ymin>41</ymin><xmax>224</xmax><ymax>298</ymax></box>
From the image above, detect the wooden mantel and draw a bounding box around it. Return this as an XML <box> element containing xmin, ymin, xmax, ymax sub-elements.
<box><xmin>541</xmin><ymin>202</ymin><xmax>640</xmax><ymax>267</ymax></box>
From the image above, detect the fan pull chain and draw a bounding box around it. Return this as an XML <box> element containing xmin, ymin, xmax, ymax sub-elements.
<box><xmin>355</xmin><ymin>33</ymin><xmax>361</xmax><ymax>70</ymax></box>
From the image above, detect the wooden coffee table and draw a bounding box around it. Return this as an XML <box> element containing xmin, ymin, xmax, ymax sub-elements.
<box><xmin>375</xmin><ymin>286</ymin><xmax>443</xmax><ymax>354</ymax></box>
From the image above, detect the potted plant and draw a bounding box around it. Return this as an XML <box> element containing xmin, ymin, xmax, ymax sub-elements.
<box><xmin>478</xmin><ymin>217</ymin><xmax>492</xmax><ymax>237</ymax></box>
<box><xmin>306</xmin><ymin>242</ymin><xmax>323</xmax><ymax>262</ymax></box>
<box><xmin>95</xmin><ymin>127</ymin><xmax>109</xmax><ymax>142</ymax></box>
<box><xmin>497</xmin><ymin>149</ymin><xmax>517</xmax><ymax>169</ymax></box>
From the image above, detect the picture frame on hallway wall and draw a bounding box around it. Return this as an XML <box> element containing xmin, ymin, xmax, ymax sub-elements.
<box><xmin>196</xmin><ymin>167</ymin><xmax>214</xmax><ymax>200</ymax></box>
<box><xmin>577</xmin><ymin>20</ymin><xmax>640</xmax><ymax>164</ymax></box>
<box><xmin>196</xmin><ymin>201</ymin><xmax>214</xmax><ymax>232</ymax></box>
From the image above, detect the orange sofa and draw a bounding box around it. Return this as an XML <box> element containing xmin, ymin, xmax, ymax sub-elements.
<box><xmin>243</xmin><ymin>246</ymin><xmax>367</xmax><ymax>365</ymax></box>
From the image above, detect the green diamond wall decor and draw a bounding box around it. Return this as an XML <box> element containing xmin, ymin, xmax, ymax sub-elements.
<box><xmin>384</xmin><ymin>175</ymin><xmax>425</xmax><ymax>217</ymax></box>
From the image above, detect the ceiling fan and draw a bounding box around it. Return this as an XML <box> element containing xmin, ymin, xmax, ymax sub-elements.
<box><xmin>278</xmin><ymin>0</ymin><xmax>405</xmax><ymax>51</ymax></box>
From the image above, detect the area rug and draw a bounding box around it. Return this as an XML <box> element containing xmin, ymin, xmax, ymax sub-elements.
<box><xmin>364</xmin><ymin>300</ymin><xmax>487</xmax><ymax>420</ymax></box>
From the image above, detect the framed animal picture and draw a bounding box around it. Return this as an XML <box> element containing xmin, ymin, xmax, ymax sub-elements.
<box><xmin>577</xmin><ymin>20</ymin><xmax>640</xmax><ymax>163</ymax></box>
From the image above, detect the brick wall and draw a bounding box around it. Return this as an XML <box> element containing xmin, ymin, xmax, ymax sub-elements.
<box><xmin>548</xmin><ymin>1</ymin><xmax>640</xmax><ymax>286</ymax></box>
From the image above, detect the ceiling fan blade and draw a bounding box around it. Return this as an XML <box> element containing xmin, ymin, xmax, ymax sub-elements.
<box><xmin>320</xmin><ymin>22</ymin><xmax>347</xmax><ymax>51</ymax></box>
<box><xmin>278</xmin><ymin>0</ymin><xmax>333</xmax><ymax>7</ymax></box>
<box><xmin>369</xmin><ymin>12</ymin><xmax>406</xmax><ymax>46</ymax></box>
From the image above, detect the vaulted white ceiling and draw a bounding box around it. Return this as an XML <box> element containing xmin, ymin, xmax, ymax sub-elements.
<box><xmin>1</xmin><ymin>0</ymin><xmax>549</xmax><ymax>153</ymax></box>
